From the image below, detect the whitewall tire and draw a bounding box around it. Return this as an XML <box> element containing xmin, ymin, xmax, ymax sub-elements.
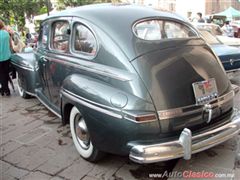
<box><xmin>70</xmin><ymin>106</ymin><xmax>104</xmax><ymax>162</ymax></box>
<box><xmin>16</xmin><ymin>72</ymin><xmax>31</xmax><ymax>99</ymax></box>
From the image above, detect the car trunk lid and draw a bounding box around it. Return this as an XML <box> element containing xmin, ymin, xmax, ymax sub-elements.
<box><xmin>131</xmin><ymin>43</ymin><xmax>233</xmax><ymax>134</ymax></box>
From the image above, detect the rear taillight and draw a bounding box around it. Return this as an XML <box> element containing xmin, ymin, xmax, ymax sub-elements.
<box><xmin>124</xmin><ymin>113</ymin><xmax>157</xmax><ymax>123</ymax></box>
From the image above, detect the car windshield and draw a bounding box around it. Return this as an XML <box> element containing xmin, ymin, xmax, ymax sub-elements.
<box><xmin>199</xmin><ymin>30</ymin><xmax>221</xmax><ymax>45</ymax></box>
<box><xmin>134</xmin><ymin>19</ymin><xmax>197</xmax><ymax>40</ymax></box>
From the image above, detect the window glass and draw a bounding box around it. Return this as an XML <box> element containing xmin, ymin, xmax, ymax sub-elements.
<box><xmin>73</xmin><ymin>24</ymin><xmax>97</xmax><ymax>55</ymax></box>
<box><xmin>52</xmin><ymin>21</ymin><xmax>70</xmax><ymax>52</ymax></box>
<box><xmin>134</xmin><ymin>20</ymin><xmax>163</xmax><ymax>40</ymax></box>
<box><xmin>134</xmin><ymin>19</ymin><xmax>197</xmax><ymax>40</ymax></box>
<box><xmin>40</xmin><ymin>23</ymin><xmax>49</xmax><ymax>48</ymax></box>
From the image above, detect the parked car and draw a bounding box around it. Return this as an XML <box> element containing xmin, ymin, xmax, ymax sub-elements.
<box><xmin>11</xmin><ymin>4</ymin><xmax>240</xmax><ymax>164</ymax></box>
<box><xmin>199</xmin><ymin>29</ymin><xmax>240</xmax><ymax>79</ymax></box>
<box><xmin>193</xmin><ymin>23</ymin><xmax>240</xmax><ymax>47</ymax></box>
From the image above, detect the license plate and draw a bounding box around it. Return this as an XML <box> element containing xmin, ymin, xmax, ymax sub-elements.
<box><xmin>192</xmin><ymin>78</ymin><xmax>218</xmax><ymax>105</ymax></box>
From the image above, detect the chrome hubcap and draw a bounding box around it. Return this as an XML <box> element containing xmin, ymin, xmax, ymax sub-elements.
<box><xmin>74</xmin><ymin>114</ymin><xmax>90</xmax><ymax>149</ymax></box>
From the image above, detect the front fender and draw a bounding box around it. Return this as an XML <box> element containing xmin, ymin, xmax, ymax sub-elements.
<box><xmin>11</xmin><ymin>52</ymin><xmax>39</xmax><ymax>95</ymax></box>
<box><xmin>11</xmin><ymin>52</ymin><xmax>37</xmax><ymax>71</ymax></box>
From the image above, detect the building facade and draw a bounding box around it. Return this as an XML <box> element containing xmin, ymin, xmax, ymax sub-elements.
<box><xmin>206</xmin><ymin>0</ymin><xmax>240</xmax><ymax>15</ymax></box>
<box><xmin>130</xmin><ymin>0</ymin><xmax>240</xmax><ymax>18</ymax></box>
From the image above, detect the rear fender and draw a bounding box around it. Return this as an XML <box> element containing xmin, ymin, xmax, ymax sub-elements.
<box><xmin>60</xmin><ymin>74</ymin><xmax>160</xmax><ymax>154</ymax></box>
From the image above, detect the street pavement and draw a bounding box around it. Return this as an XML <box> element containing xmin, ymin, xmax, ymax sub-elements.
<box><xmin>0</xmin><ymin>76</ymin><xmax>240</xmax><ymax>180</ymax></box>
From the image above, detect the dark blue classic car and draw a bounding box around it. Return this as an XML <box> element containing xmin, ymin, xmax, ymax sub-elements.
<box><xmin>11</xmin><ymin>4</ymin><xmax>240</xmax><ymax>163</ymax></box>
<box><xmin>199</xmin><ymin>30</ymin><xmax>240</xmax><ymax>79</ymax></box>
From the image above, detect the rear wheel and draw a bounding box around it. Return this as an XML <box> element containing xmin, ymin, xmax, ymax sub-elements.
<box><xmin>70</xmin><ymin>106</ymin><xmax>104</xmax><ymax>162</ymax></box>
<box><xmin>17</xmin><ymin>72</ymin><xmax>31</xmax><ymax>99</ymax></box>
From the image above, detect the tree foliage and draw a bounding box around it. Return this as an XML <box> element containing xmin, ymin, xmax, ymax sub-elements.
<box><xmin>0</xmin><ymin>0</ymin><xmax>126</xmax><ymax>29</ymax></box>
<box><xmin>56</xmin><ymin>0</ymin><xmax>114</xmax><ymax>10</ymax></box>
<box><xmin>0</xmin><ymin>0</ymin><xmax>49</xmax><ymax>28</ymax></box>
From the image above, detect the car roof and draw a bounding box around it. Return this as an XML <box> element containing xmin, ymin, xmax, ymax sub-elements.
<box><xmin>44</xmin><ymin>3</ymin><xmax>190</xmax><ymax>60</ymax></box>
<box><xmin>46</xmin><ymin>3</ymin><xmax>184</xmax><ymax>22</ymax></box>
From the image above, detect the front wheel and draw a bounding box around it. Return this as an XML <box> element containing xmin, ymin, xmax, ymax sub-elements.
<box><xmin>70</xmin><ymin>106</ymin><xmax>104</xmax><ymax>162</ymax></box>
<box><xmin>16</xmin><ymin>72</ymin><xmax>31</xmax><ymax>99</ymax></box>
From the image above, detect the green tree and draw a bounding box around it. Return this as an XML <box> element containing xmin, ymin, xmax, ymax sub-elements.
<box><xmin>0</xmin><ymin>0</ymin><xmax>49</xmax><ymax>28</ymax></box>
<box><xmin>56</xmin><ymin>0</ymin><xmax>115</xmax><ymax>10</ymax></box>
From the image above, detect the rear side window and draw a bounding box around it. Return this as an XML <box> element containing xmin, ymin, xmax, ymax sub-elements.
<box><xmin>73</xmin><ymin>23</ymin><xmax>97</xmax><ymax>56</ymax></box>
<box><xmin>52</xmin><ymin>21</ymin><xmax>70</xmax><ymax>52</ymax></box>
<box><xmin>134</xmin><ymin>19</ymin><xmax>197</xmax><ymax>40</ymax></box>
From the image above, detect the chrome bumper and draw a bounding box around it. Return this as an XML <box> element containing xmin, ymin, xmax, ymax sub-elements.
<box><xmin>129</xmin><ymin>109</ymin><xmax>240</xmax><ymax>164</ymax></box>
<box><xmin>227</xmin><ymin>68</ymin><xmax>240</xmax><ymax>79</ymax></box>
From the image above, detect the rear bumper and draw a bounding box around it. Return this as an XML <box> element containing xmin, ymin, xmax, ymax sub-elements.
<box><xmin>129</xmin><ymin>109</ymin><xmax>240</xmax><ymax>164</ymax></box>
<box><xmin>227</xmin><ymin>68</ymin><xmax>240</xmax><ymax>79</ymax></box>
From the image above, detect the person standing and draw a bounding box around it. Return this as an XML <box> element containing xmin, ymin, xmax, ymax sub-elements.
<box><xmin>197</xmin><ymin>12</ymin><xmax>205</xmax><ymax>23</ymax></box>
<box><xmin>222</xmin><ymin>21</ymin><xmax>234</xmax><ymax>37</ymax></box>
<box><xmin>0</xmin><ymin>20</ymin><xmax>12</xmax><ymax>96</ymax></box>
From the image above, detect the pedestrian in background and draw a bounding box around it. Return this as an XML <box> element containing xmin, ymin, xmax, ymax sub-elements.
<box><xmin>0</xmin><ymin>20</ymin><xmax>13</xmax><ymax>96</ymax></box>
<box><xmin>197</xmin><ymin>12</ymin><xmax>205</xmax><ymax>23</ymax></box>
<box><xmin>222</xmin><ymin>21</ymin><xmax>234</xmax><ymax>37</ymax></box>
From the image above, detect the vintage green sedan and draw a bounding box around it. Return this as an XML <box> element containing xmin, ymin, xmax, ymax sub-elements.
<box><xmin>11</xmin><ymin>4</ymin><xmax>240</xmax><ymax>163</ymax></box>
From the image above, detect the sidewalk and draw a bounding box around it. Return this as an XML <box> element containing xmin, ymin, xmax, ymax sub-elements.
<box><xmin>0</xmin><ymin>78</ymin><xmax>240</xmax><ymax>180</ymax></box>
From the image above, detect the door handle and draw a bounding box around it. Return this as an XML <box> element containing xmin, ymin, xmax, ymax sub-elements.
<box><xmin>40</xmin><ymin>56</ymin><xmax>48</xmax><ymax>62</ymax></box>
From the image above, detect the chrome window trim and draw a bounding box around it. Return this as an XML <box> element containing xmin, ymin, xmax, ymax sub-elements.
<box><xmin>49</xmin><ymin>19</ymin><xmax>72</xmax><ymax>54</ymax></box>
<box><xmin>132</xmin><ymin>17</ymin><xmax>199</xmax><ymax>41</ymax></box>
<box><xmin>158</xmin><ymin>89</ymin><xmax>236</xmax><ymax>120</ymax></box>
<box><xmin>70</xmin><ymin>20</ymin><xmax>99</xmax><ymax>60</ymax></box>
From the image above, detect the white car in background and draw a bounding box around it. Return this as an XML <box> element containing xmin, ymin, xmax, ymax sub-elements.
<box><xmin>193</xmin><ymin>23</ymin><xmax>240</xmax><ymax>48</ymax></box>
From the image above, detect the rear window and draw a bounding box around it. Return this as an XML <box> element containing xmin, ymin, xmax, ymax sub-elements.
<box><xmin>133</xmin><ymin>19</ymin><xmax>197</xmax><ymax>40</ymax></box>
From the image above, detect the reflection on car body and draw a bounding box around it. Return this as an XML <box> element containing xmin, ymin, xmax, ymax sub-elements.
<box><xmin>193</xmin><ymin>23</ymin><xmax>240</xmax><ymax>48</ymax></box>
<box><xmin>11</xmin><ymin>4</ymin><xmax>240</xmax><ymax>164</ymax></box>
<box><xmin>199</xmin><ymin>29</ymin><xmax>240</xmax><ymax>79</ymax></box>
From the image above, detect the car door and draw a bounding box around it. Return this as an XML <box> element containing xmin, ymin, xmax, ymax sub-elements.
<box><xmin>36</xmin><ymin>22</ymin><xmax>52</xmax><ymax>101</ymax></box>
<box><xmin>44</xmin><ymin>18</ymin><xmax>72</xmax><ymax>112</ymax></box>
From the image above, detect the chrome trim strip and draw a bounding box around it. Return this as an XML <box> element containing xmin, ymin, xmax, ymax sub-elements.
<box><xmin>61</xmin><ymin>89</ymin><xmax>122</xmax><ymax>119</ymax></box>
<box><xmin>222</xmin><ymin>59</ymin><xmax>240</xmax><ymax>64</ymax></box>
<box><xmin>62</xmin><ymin>89</ymin><xmax>121</xmax><ymax>112</ymax></box>
<box><xmin>129</xmin><ymin>109</ymin><xmax>240</xmax><ymax>163</ymax></box>
<box><xmin>35</xmin><ymin>95</ymin><xmax>62</xmax><ymax>118</ymax></box>
<box><xmin>11</xmin><ymin>62</ymin><xmax>35</xmax><ymax>72</ymax></box>
<box><xmin>158</xmin><ymin>90</ymin><xmax>235</xmax><ymax>120</ymax></box>
<box><xmin>25</xmin><ymin>91</ymin><xmax>36</xmax><ymax>97</ymax></box>
<box><xmin>46</xmin><ymin>57</ymin><xmax>132</xmax><ymax>82</ymax></box>
<box><xmin>226</xmin><ymin>68</ymin><xmax>240</xmax><ymax>73</ymax></box>
<box><xmin>62</xmin><ymin>89</ymin><xmax>158</xmax><ymax>123</ymax></box>
<box><xmin>232</xmin><ymin>84</ymin><xmax>240</xmax><ymax>95</ymax></box>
